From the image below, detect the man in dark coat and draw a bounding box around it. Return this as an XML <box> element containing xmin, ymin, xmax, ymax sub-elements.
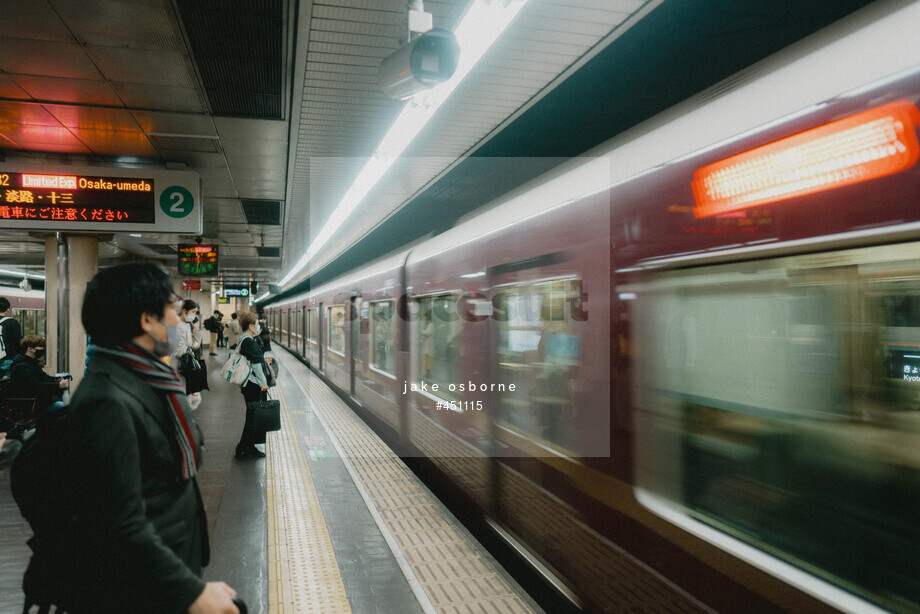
<box><xmin>9</xmin><ymin>335</ymin><xmax>69</xmax><ymax>415</ymax></box>
<box><xmin>11</xmin><ymin>262</ymin><xmax>239</xmax><ymax>614</ymax></box>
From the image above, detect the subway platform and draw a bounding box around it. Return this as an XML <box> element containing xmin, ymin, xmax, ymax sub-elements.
<box><xmin>0</xmin><ymin>345</ymin><xmax>542</xmax><ymax>614</ymax></box>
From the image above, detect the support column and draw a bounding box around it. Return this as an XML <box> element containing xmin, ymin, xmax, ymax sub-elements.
<box><xmin>45</xmin><ymin>234</ymin><xmax>98</xmax><ymax>389</ymax></box>
<box><xmin>68</xmin><ymin>235</ymin><xmax>98</xmax><ymax>388</ymax></box>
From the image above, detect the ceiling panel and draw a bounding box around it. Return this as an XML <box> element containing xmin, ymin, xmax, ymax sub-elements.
<box><xmin>70</xmin><ymin>128</ymin><xmax>158</xmax><ymax>156</ymax></box>
<box><xmin>12</xmin><ymin>76</ymin><xmax>122</xmax><ymax>106</ymax></box>
<box><xmin>0</xmin><ymin>102</ymin><xmax>61</xmax><ymax>126</ymax></box>
<box><xmin>0</xmin><ymin>0</ymin><xmax>72</xmax><ymax>41</ymax></box>
<box><xmin>0</xmin><ymin>75</ymin><xmax>30</xmax><ymax>100</ymax></box>
<box><xmin>44</xmin><ymin>105</ymin><xmax>140</xmax><ymax>131</ymax></box>
<box><xmin>152</xmin><ymin>136</ymin><xmax>220</xmax><ymax>152</ymax></box>
<box><xmin>54</xmin><ymin>0</ymin><xmax>177</xmax><ymax>49</ymax></box>
<box><xmin>130</xmin><ymin>110</ymin><xmax>218</xmax><ymax>137</ymax></box>
<box><xmin>0</xmin><ymin>39</ymin><xmax>102</xmax><ymax>80</ymax></box>
<box><xmin>87</xmin><ymin>47</ymin><xmax>194</xmax><ymax>87</ymax></box>
<box><xmin>112</xmin><ymin>82</ymin><xmax>205</xmax><ymax>113</ymax></box>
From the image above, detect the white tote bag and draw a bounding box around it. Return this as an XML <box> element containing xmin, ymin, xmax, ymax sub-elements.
<box><xmin>220</xmin><ymin>340</ymin><xmax>251</xmax><ymax>386</ymax></box>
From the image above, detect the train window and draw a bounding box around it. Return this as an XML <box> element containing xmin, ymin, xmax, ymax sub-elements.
<box><xmin>307</xmin><ymin>308</ymin><xmax>318</xmax><ymax>342</ymax></box>
<box><xmin>370</xmin><ymin>300</ymin><xmax>396</xmax><ymax>375</ymax></box>
<box><xmin>493</xmin><ymin>278</ymin><xmax>583</xmax><ymax>453</ymax></box>
<box><xmin>633</xmin><ymin>242</ymin><xmax>920</xmax><ymax>609</ymax></box>
<box><xmin>13</xmin><ymin>309</ymin><xmax>46</xmax><ymax>339</ymax></box>
<box><xmin>415</xmin><ymin>294</ymin><xmax>460</xmax><ymax>399</ymax></box>
<box><xmin>326</xmin><ymin>305</ymin><xmax>346</xmax><ymax>354</ymax></box>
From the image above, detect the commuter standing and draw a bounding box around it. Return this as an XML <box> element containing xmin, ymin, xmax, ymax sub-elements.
<box><xmin>227</xmin><ymin>312</ymin><xmax>241</xmax><ymax>349</ymax></box>
<box><xmin>234</xmin><ymin>312</ymin><xmax>271</xmax><ymax>459</ymax></box>
<box><xmin>205</xmin><ymin>310</ymin><xmax>222</xmax><ymax>355</ymax></box>
<box><xmin>11</xmin><ymin>262</ymin><xmax>239</xmax><ymax>613</ymax></box>
<box><xmin>255</xmin><ymin>315</ymin><xmax>272</xmax><ymax>353</ymax></box>
<box><xmin>174</xmin><ymin>300</ymin><xmax>205</xmax><ymax>410</ymax></box>
<box><xmin>0</xmin><ymin>296</ymin><xmax>23</xmax><ymax>378</ymax></box>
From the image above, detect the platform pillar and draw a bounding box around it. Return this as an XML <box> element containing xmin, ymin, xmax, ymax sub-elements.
<box><xmin>44</xmin><ymin>234</ymin><xmax>98</xmax><ymax>389</ymax></box>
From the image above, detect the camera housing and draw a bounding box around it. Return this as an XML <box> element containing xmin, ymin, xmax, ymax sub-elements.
<box><xmin>378</xmin><ymin>28</ymin><xmax>460</xmax><ymax>100</ymax></box>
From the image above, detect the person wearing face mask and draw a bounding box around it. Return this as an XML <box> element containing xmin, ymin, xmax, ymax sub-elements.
<box><xmin>9</xmin><ymin>335</ymin><xmax>69</xmax><ymax>419</ymax></box>
<box><xmin>11</xmin><ymin>262</ymin><xmax>240</xmax><ymax>614</ymax></box>
<box><xmin>174</xmin><ymin>299</ymin><xmax>206</xmax><ymax>409</ymax></box>
<box><xmin>234</xmin><ymin>312</ymin><xmax>272</xmax><ymax>459</ymax></box>
<box><xmin>174</xmin><ymin>299</ymin><xmax>203</xmax><ymax>363</ymax></box>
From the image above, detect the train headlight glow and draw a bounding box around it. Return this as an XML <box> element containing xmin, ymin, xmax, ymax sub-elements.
<box><xmin>692</xmin><ymin>100</ymin><xmax>920</xmax><ymax>218</ymax></box>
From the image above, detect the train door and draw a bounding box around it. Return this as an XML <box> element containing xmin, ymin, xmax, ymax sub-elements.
<box><xmin>318</xmin><ymin>302</ymin><xmax>324</xmax><ymax>372</ymax></box>
<box><xmin>302</xmin><ymin>306</ymin><xmax>307</xmax><ymax>357</ymax></box>
<box><xmin>349</xmin><ymin>296</ymin><xmax>358</xmax><ymax>396</ymax></box>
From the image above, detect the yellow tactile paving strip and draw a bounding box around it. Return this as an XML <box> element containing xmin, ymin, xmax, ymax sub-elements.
<box><xmin>266</xmin><ymin>386</ymin><xmax>353</xmax><ymax>614</ymax></box>
<box><xmin>275</xmin><ymin>350</ymin><xmax>540</xmax><ymax>614</ymax></box>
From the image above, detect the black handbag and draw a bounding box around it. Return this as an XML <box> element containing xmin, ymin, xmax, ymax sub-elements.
<box><xmin>185</xmin><ymin>358</ymin><xmax>209</xmax><ymax>394</ymax></box>
<box><xmin>247</xmin><ymin>399</ymin><xmax>281</xmax><ymax>432</ymax></box>
<box><xmin>178</xmin><ymin>349</ymin><xmax>200</xmax><ymax>374</ymax></box>
<box><xmin>265</xmin><ymin>358</ymin><xmax>279</xmax><ymax>388</ymax></box>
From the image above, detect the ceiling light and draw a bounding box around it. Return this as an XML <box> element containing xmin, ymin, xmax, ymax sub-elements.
<box><xmin>279</xmin><ymin>0</ymin><xmax>531</xmax><ymax>288</ymax></box>
<box><xmin>0</xmin><ymin>268</ymin><xmax>45</xmax><ymax>281</ymax></box>
<box><xmin>129</xmin><ymin>233</ymin><xmax>143</xmax><ymax>238</ymax></box>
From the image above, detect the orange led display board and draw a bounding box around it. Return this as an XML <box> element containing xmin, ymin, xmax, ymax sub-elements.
<box><xmin>692</xmin><ymin>100</ymin><xmax>920</xmax><ymax>218</ymax></box>
<box><xmin>0</xmin><ymin>171</ymin><xmax>155</xmax><ymax>223</ymax></box>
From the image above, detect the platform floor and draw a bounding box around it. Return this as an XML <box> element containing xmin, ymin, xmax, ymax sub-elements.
<box><xmin>0</xmin><ymin>345</ymin><xmax>540</xmax><ymax>614</ymax></box>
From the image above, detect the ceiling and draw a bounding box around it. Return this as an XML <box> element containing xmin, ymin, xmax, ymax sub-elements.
<box><xmin>0</xmin><ymin>0</ymin><xmax>656</xmax><ymax>293</ymax></box>
<box><xmin>0</xmin><ymin>0</ymin><xmax>882</xmax><ymax>297</ymax></box>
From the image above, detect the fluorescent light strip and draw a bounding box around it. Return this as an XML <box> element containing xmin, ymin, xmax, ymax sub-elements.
<box><xmin>254</xmin><ymin>291</ymin><xmax>271</xmax><ymax>302</ymax></box>
<box><xmin>0</xmin><ymin>268</ymin><xmax>46</xmax><ymax>281</ymax></box>
<box><xmin>279</xmin><ymin>0</ymin><xmax>531</xmax><ymax>288</ymax></box>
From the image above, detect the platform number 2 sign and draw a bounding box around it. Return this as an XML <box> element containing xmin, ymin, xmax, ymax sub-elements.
<box><xmin>160</xmin><ymin>186</ymin><xmax>195</xmax><ymax>218</ymax></box>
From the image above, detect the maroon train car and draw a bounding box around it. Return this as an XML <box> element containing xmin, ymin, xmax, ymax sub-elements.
<box><xmin>269</xmin><ymin>4</ymin><xmax>920</xmax><ymax>612</ymax></box>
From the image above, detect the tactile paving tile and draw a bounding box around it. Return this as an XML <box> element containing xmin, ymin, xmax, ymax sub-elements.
<box><xmin>274</xmin><ymin>350</ymin><xmax>541</xmax><ymax>614</ymax></box>
<box><xmin>266</xmin><ymin>386</ymin><xmax>352</xmax><ymax>614</ymax></box>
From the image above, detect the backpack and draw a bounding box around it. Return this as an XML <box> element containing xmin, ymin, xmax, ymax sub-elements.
<box><xmin>0</xmin><ymin>316</ymin><xmax>11</xmax><ymax>360</ymax></box>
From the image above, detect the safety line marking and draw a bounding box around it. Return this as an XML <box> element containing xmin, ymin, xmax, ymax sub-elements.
<box><xmin>266</xmin><ymin>386</ymin><xmax>352</xmax><ymax>614</ymax></box>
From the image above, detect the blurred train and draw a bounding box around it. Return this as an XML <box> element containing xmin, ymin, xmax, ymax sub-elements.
<box><xmin>0</xmin><ymin>285</ymin><xmax>46</xmax><ymax>339</ymax></box>
<box><xmin>267</xmin><ymin>3</ymin><xmax>920</xmax><ymax>612</ymax></box>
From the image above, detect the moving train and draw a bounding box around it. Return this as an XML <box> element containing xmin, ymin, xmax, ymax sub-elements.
<box><xmin>267</xmin><ymin>3</ymin><xmax>920</xmax><ymax>612</ymax></box>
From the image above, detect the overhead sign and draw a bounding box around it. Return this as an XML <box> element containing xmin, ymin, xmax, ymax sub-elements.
<box><xmin>224</xmin><ymin>287</ymin><xmax>250</xmax><ymax>297</ymax></box>
<box><xmin>0</xmin><ymin>164</ymin><xmax>201</xmax><ymax>233</ymax></box>
<box><xmin>178</xmin><ymin>244</ymin><xmax>218</xmax><ymax>276</ymax></box>
<box><xmin>217</xmin><ymin>297</ymin><xmax>230</xmax><ymax>304</ymax></box>
<box><xmin>181</xmin><ymin>280</ymin><xmax>201</xmax><ymax>291</ymax></box>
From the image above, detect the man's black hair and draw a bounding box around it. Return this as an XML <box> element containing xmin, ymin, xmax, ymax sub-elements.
<box><xmin>0</xmin><ymin>297</ymin><xmax>10</xmax><ymax>313</ymax></box>
<box><xmin>231</xmin><ymin>313</ymin><xmax>238</xmax><ymax>319</ymax></box>
<box><xmin>82</xmin><ymin>262</ymin><xmax>174</xmax><ymax>348</ymax></box>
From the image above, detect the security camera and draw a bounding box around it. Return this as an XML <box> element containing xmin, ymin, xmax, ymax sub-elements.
<box><xmin>378</xmin><ymin>28</ymin><xmax>460</xmax><ymax>100</ymax></box>
<box><xmin>19</xmin><ymin>278</ymin><xmax>31</xmax><ymax>292</ymax></box>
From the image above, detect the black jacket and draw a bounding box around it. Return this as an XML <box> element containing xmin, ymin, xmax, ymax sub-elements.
<box><xmin>16</xmin><ymin>353</ymin><xmax>209</xmax><ymax>613</ymax></box>
<box><xmin>0</xmin><ymin>314</ymin><xmax>21</xmax><ymax>359</ymax></box>
<box><xmin>9</xmin><ymin>354</ymin><xmax>63</xmax><ymax>408</ymax></box>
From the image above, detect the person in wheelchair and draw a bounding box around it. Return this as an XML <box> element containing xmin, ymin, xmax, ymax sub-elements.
<box><xmin>9</xmin><ymin>336</ymin><xmax>69</xmax><ymax>420</ymax></box>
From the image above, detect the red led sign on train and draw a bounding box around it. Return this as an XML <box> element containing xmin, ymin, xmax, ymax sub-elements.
<box><xmin>0</xmin><ymin>171</ymin><xmax>156</xmax><ymax>224</ymax></box>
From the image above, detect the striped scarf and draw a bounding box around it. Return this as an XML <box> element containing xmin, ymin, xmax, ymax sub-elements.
<box><xmin>93</xmin><ymin>343</ymin><xmax>201</xmax><ymax>479</ymax></box>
